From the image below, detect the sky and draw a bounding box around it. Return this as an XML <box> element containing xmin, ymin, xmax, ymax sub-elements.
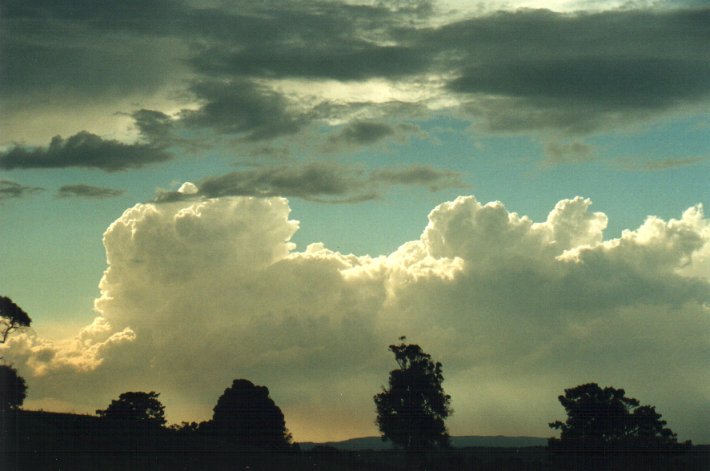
<box><xmin>1</xmin><ymin>0</ymin><xmax>709</xmax><ymax>444</ymax></box>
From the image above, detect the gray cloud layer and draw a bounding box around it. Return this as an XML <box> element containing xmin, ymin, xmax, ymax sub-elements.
<box><xmin>439</xmin><ymin>8</ymin><xmax>710</xmax><ymax>133</ymax></box>
<box><xmin>4</xmin><ymin>1</ymin><xmax>708</xmax><ymax>152</ymax></box>
<box><xmin>57</xmin><ymin>185</ymin><xmax>125</xmax><ymax>199</ymax></box>
<box><xmin>0</xmin><ymin>132</ymin><xmax>172</xmax><ymax>171</ymax></box>
<box><xmin>155</xmin><ymin>163</ymin><xmax>465</xmax><ymax>203</ymax></box>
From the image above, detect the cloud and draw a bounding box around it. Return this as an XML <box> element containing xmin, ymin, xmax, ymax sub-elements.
<box><xmin>154</xmin><ymin>163</ymin><xmax>465</xmax><ymax>203</ymax></box>
<box><xmin>437</xmin><ymin>8</ymin><xmax>710</xmax><ymax>133</ymax></box>
<box><xmin>544</xmin><ymin>140</ymin><xmax>594</xmax><ymax>163</ymax></box>
<box><xmin>175</xmin><ymin>5</ymin><xmax>710</xmax><ymax>140</ymax></box>
<box><xmin>131</xmin><ymin>109</ymin><xmax>175</xmax><ymax>146</ymax></box>
<box><xmin>164</xmin><ymin>163</ymin><xmax>371</xmax><ymax>203</ymax></box>
<box><xmin>0</xmin><ymin>132</ymin><xmax>173</xmax><ymax>171</ymax></box>
<box><xmin>191</xmin><ymin>42</ymin><xmax>426</xmax><ymax>83</ymax></box>
<box><xmin>3</xmin><ymin>1</ymin><xmax>709</xmax><ymax>155</ymax></box>
<box><xmin>186</xmin><ymin>2</ymin><xmax>432</xmax><ymax>82</ymax></box>
<box><xmin>57</xmin><ymin>185</ymin><xmax>125</xmax><ymax>199</ymax></box>
<box><xmin>179</xmin><ymin>80</ymin><xmax>308</xmax><ymax>141</ymax></box>
<box><xmin>0</xmin><ymin>0</ymin><xmax>188</xmax><ymax>102</ymax></box>
<box><xmin>333</xmin><ymin>122</ymin><xmax>396</xmax><ymax>145</ymax></box>
<box><xmin>617</xmin><ymin>156</ymin><xmax>709</xmax><ymax>171</ymax></box>
<box><xmin>371</xmin><ymin>165</ymin><xmax>467</xmax><ymax>191</ymax></box>
<box><xmin>4</xmin><ymin>193</ymin><xmax>709</xmax><ymax>442</ymax></box>
<box><xmin>0</xmin><ymin>180</ymin><xmax>44</xmax><ymax>201</ymax></box>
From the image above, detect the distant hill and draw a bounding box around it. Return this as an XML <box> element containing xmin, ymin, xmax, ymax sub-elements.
<box><xmin>299</xmin><ymin>435</ymin><xmax>548</xmax><ymax>451</ymax></box>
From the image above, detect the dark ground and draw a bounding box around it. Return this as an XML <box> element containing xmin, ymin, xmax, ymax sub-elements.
<box><xmin>3</xmin><ymin>410</ymin><xmax>708</xmax><ymax>471</ymax></box>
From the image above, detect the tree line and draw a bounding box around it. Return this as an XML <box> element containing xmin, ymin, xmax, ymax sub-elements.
<box><xmin>0</xmin><ymin>296</ymin><xmax>694</xmax><ymax>459</ymax></box>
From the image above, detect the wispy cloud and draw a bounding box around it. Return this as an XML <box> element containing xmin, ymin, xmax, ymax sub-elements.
<box><xmin>544</xmin><ymin>140</ymin><xmax>595</xmax><ymax>163</ymax></box>
<box><xmin>617</xmin><ymin>156</ymin><xmax>709</xmax><ymax>171</ymax></box>
<box><xmin>371</xmin><ymin>165</ymin><xmax>467</xmax><ymax>191</ymax></box>
<box><xmin>0</xmin><ymin>180</ymin><xmax>44</xmax><ymax>201</ymax></box>
<box><xmin>57</xmin><ymin>184</ymin><xmax>125</xmax><ymax>199</ymax></box>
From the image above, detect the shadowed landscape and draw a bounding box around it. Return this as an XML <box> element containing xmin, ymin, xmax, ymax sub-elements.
<box><xmin>1</xmin><ymin>313</ymin><xmax>708</xmax><ymax>470</ymax></box>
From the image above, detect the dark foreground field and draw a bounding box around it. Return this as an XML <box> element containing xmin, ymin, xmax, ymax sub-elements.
<box><xmin>3</xmin><ymin>410</ymin><xmax>708</xmax><ymax>471</ymax></box>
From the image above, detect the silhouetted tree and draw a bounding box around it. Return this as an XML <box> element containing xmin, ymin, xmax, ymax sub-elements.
<box><xmin>549</xmin><ymin>383</ymin><xmax>683</xmax><ymax>451</ymax></box>
<box><xmin>0</xmin><ymin>296</ymin><xmax>32</xmax><ymax>345</ymax></box>
<box><xmin>374</xmin><ymin>337</ymin><xmax>452</xmax><ymax>453</ymax></box>
<box><xmin>0</xmin><ymin>365</ymin><xmax>27</xmax><ymax>412</ymax></box>
<box><xmin>169</xmin><ymin>421</ymin><xmax>204</xmax><ymax>434</ymax></box>
<box><xmin>96</xmin><ymin>391</ymin><xmax>166</xmax><ymax>429</ymax></box>
<box><xmin>209</xmin><ymin>379</ymin><xmax>292</xmax><ymax>450</ymax></box>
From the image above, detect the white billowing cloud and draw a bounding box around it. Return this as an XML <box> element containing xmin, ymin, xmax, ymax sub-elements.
<box><xmin>177</xmin><ymin>181</ymin><xmax>199</xmax><ymax>194</ymax></box>
<box><xmin>4</xmin><ymin>192</ymin><xmax>709</xmax><ymax>442</ymax></box>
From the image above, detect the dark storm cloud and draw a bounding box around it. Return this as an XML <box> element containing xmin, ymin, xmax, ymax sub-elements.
<box><xmin>57</xmin><ymin>184</ymin><xmax>125</xmax><ymax>199</ymax></box>
<box><xmin>432</xmin><ymin>8</ymin><xmax>710</xmax><ymax>133</ymax></box>
<box><xmin>0</xmin><ymin>0</ymin><xmax>430</xmax><ymax>101</ymax></box>
<box><xmin>177</xmin><ymin>5</ymin><xmax>710</xmax><ymax>136</ymax></box>
<box><xmin>0</xmin><ymin>23</ymin><xmax>184</xmax><ymax>103</ymax></box>
<box><xmin>3</xmin><ymin>1</ymin><xmax>710</xmax><ymax>146</ymax></box>
<box><xmin>179</xmin><ymin>81</ymin><xmax>307</xmax><ymax>141</ymax></box>
<box><xmin>1</xmin><ymin>0</ymin><xmax>182</xmax><ymax>22</ymax></box>
<box><xmin>195</xmin><ymin>163</ymin><xmax>370</xmax><ymax>202</ymax></box>
<box><xmin>0</xmin><ymin>132</ymin><xmax>172</xmax><ymax>171</ymax></box>
<box><xmin>0</xmin><ymin>180</ymin><xmax>44</xmax><ymax>201</ymax></box>
<box><xmin>155</xmin><ymin>163</ymin><xmax>464</xmax><ymax>203</ymax></box>
<box><xmin>131</xmin><ymin>109</ymin><xmax>174</xmax><ymax>145</ymax></box>
<box><xmin>334</xmin><ymin>122</ymin><xmax>396</xmax><ymax>145</ymax></box>
<box><xmin>191</xmin><ymin>43</ymin><xmax>426</xmax><ymax>82</ymax></box>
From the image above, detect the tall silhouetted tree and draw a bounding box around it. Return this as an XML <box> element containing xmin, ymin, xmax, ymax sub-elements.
<box><xmin>0</xmin><ymin>365</ymin><xmax>27</xmax><ymax>412</ymax></box>
<box><xmin>97</xmin><ymin>391</ymin><xmax>166</xmax><ymax>429</ymax></box>
<box><xmin>549</xmin><ymin>383</ymin><xmax>683</xmax><ymax>451</ymax></box>
<box><xmin>0</xmin><ymin>296</ymin><xmax>31</xmax><ymax>345</ymax></box>
<box><xmin>374</xmin><ymin>337</ymin><xmax>452</xmax><ymax>453</ymax></box>
<box><xmin>209</xmin><ymin>379</ymin><xmax>292</xmax><ymax>450</ymax></box>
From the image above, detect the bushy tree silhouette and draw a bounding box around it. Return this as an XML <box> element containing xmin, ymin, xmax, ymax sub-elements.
<box><xmin>96</xmin><ymin>391</ymin><xmax>166</xmax><ymax>429</ymax></box>
<box><xmin>0</xmin><ymin>295</ymin><xmax>31</xmax><ymax>345</ymax></box>
<box><xmin>209</xmin><ymin>379</ymin><xmax>292</xmax><ymax>450</ymax></box>
<box><xmin>374</xmin><ymin>337</ymin><xmax>452</xmax><ymax>452</ymax></box>
<box><xmin>549</xmin><ymin>383</ymin><xmax>683</xmax><ymax>451</ymax></box>
<box><xmin>0</xmin><ymin>365</ymin><xmax>27</xmax><ymax>412</ymax></box>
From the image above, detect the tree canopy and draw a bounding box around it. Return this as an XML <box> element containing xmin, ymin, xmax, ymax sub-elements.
<box><xmin>549</xmin><ymin>383</ymin><xmax>683</xmax><ymax>451</ymax></box>
<box><xmin>374</xmin><ymin>338</ymin><xmax>452</xmax><ymax>451</ymax></box>
<box><xmin>0</xmin><ymin>295</ymin><xmax>32</xmax><ymax>344</ymax></box>
<box><xmin>96</xmin><ymin>391</ymin><xmax>166</xmax><ymax>428</ymax></box>
<box><xmin>0</xmin><ymin>365</ymin><xmax>27</xmax><ymax>412</ymax></box>
<box><xmin>209</xmin><ymin>378</ymin><xmax>292</xmax><ymax>450</ymax></box>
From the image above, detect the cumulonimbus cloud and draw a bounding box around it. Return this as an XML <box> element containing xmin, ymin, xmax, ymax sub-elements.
<box><xmin>3</xmin><ymin>193</ymin><xmax>709</xmax><ymax>442</ymax></box>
